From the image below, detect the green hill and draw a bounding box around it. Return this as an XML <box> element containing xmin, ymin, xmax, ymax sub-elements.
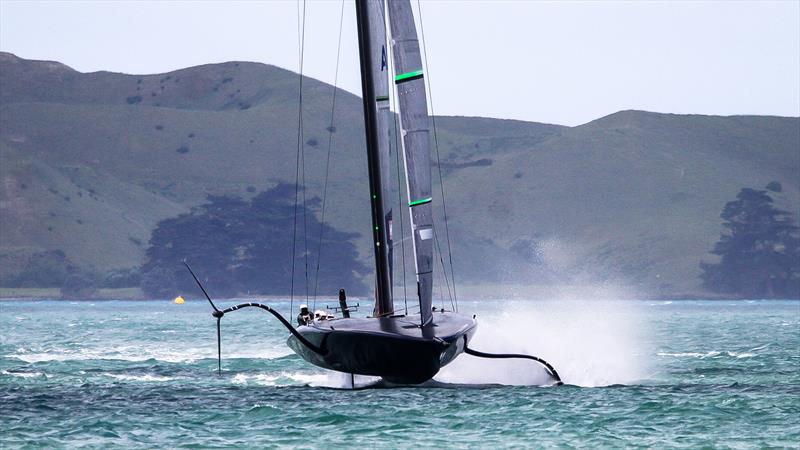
<box><xmin>1</xmin><ymin>52</ymin><xmax>797</xmax><ymax>299</ymax></box>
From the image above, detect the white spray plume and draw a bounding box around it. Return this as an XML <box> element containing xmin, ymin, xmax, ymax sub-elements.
<box><xmin>435</xmin><ymin>234</ymin><xmax>651</xmax><ymax>387</ymax></box>
<box><xmin>437</xmin><ymin>297</ymin><xmax>651</xmax><ymax>387</ymax></box>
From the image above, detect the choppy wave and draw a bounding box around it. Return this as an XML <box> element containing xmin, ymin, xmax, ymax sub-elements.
<box><xmin>1</xmin><ymin>299</ymin><xmax>798</xmax><ymax>448</ymax></box>
<box><xmin>230</xmin><ymin>371</ymin><xmax>378</xmax><ymax>389</ymax></box>
<box><xmin>657</xmin><ymin>351</ymin><xmax>757</xmax><ymax>359</ymax></box>
<box><xmin>1</xmin><ymin>370</ymin><xmax>44</xmax><ymax>379</ymax></box>
<box><xmin>5</xmin><ymin>347</ymin><xmax>292</xmax><ymax>364</ymax></box>
<box><xmin>101</xmin><ymin>373</ymin><xmax>181</xmax><ymax>382</ymax></box>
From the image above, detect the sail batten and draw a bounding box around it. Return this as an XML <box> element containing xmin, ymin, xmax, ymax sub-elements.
<box><xmin>387</xmin><ymin>0</ymin><xmax>434</xmax><ymax>327</ymax></box>
<box><xmin>394</xmin><ymin>69</ymin><xmax>424</xmax><ymax>82</ymax></box>
<box><xmin>408</xmin><ymin>197</ymin><xmax>432</xmax><ymax>207</ymax></box>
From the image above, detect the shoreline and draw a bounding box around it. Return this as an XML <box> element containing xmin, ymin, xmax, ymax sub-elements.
<box><xmin>3</xmin><ymin>283</ymin><xmax>797</xmax><ymax>301</ymax></box>
<box><xmin>1</xmin><ymin>289</ymin><xmax>796</xmax><ymax>302</ymax></box>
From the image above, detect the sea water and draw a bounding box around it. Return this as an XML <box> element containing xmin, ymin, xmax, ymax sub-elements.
<box><xmin>1</xmin><ymin>299</ymin><xmax>798</xmax><ymax>448</ymax></box>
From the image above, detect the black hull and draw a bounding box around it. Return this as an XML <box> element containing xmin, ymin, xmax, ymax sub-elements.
<box><xmin>287</xmin><ymin>312</ymin><xmax>477</xmax><ymax>384</ymax></box>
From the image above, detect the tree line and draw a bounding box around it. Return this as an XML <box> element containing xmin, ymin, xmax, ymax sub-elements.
<box><xmin>4</xmin><ymin>182</ymin><xmax>797</xmax><ymax>299</ymax></box>
<box><xmin>139</xmin><ymin>183</ymin><xmax>368</xmax><ymax>298</ymax></box>
<box><xmin>3</xmin><ymin>184</ymin><xmax>369</xmax><ymax>299</ymax></box>
<box><xmin>700</xmin><ymin>182</ymin><xmax>799</xmax><ymax>298</ymax></box>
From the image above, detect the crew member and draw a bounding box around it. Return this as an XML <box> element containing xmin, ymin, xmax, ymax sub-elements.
<box><xmin>297</xmin><ymin>304</ymin><xmax>312</xmax><ymax>326</ymax></box>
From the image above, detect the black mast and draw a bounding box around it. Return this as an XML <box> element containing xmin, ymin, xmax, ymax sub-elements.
<box><xmin>355</xmin><ymin>0</ymin><xmax>393</xmax><ymax>316</ymax></box>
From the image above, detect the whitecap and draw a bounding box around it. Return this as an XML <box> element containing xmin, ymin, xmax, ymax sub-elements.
<box><xmin>251</xmin><ymin>374</ymin><xmax>280</xmax><ymax>386</ymax></box>
<box><xmin>289</xmin><ymin>371</ymin><xmax>378</xmax><ymax>388</ymax></box>
<box><xmin>657</xmin><ymin>351</ymin><xmax>704</xmax><ymax>358</ymax></box>
<box><xmin>232</xmin><ymin>373</ymin><xmax>250</xmax><ymax>385</ymax></box>
<box><xmin>287</xmin><ymin>372</ymin><xmax>337</xmax><ymax>386</ymax></box>
<box><xmin>231</xmin><ymin>372</ymin><xmax>303</xmax><ymax>387</ymax></box>
<box><xmin>657</xmin><ymin>351</ymin><xmax>720</xmax><ymax>358</ymax></box>
<box><xmin>6</xmin><ymin>346</ymin><xmax>291</xmax><ymax>364</ymax></box>
<box><xmin>230</xmin><ymin>373</ymin><xmax>280</xmax><ymax>386</ymax></box>
<box><xmin>8</xmin><ymin>353</ymin><xmax>74</xmax><ymax>363</ymax></box>
<box><xmin>658</xmin><ymin>350</ymin><xmax>754</xmax><ymax>359</ymax></box>
<box><xmin>103</xmin><ymin>373</ymin><xmax>179</xmax><ymax>382</ymax></box>
<box><xmin>1</xmin><ymin>370</ymin><xmax>43</xmax><ymax>378</ymax></box>
<box><xmin>228</xmin><ymin>370</ymin><xmax>371</xmax><ymax>388</ymax></box>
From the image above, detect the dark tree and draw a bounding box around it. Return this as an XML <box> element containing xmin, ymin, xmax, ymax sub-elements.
<box><xmin>5</xmin><ymin>250</ymin><xmax>74</xmax><ymax>287</ymax></box>
<box><xmin>61</xmin><ymin>272</ymin><xmax>98</xmax><ymax>299</ymax></box>
<box><xmin>700</xmin><ymin>187</ymin><xmax>800</xmax><ymax>298</ymax></box>
<box><xmin>766</xmin><ymin>181</ymin><xmax>783</xmax><ymax>193</ymax></box>
<box><xmin>102</xmin><ymin>267</ymin><xmax>142</xmax><ymax>288</ymax></box>
<box><xmin>139</xmin><ymin>265</ymin><xmax>179</xmax><ymax>299</ymax></box>
<box><xmin>140</xmin><ymin>184</ymin><xmax>368</xmax><ymax>298</ymax></box>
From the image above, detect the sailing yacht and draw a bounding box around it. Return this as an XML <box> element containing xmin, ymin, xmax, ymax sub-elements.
<box><xmin>190</xmin><ymin>0</ymin><xmax>561</xmax><ymax>386</ymax></box>
<box><xmin>285</xmin><ymin>0</ymin><xmax>476</xmax><ymax>385</ymax></box>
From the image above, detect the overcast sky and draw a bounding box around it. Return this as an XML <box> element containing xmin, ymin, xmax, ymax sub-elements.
<box><xmin>1</xmin><ymin>0</ymin><xmax>798</xmax><ymax>126</ymax></box>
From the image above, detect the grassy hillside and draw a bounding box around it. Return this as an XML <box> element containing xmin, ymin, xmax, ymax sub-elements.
<box><xmin>1</xmin><ymin>52</ymin><xmax>797</xmax><ymax>299</ymax></box>
<box><xmin>447</xmin><ymin>111</ymin><xmax>799</xmax><ymax>296</ymax></box>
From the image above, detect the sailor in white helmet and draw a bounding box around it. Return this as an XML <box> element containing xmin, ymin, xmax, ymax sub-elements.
<box><xmin>297</xmin><ymin>304</ymin><xmax>312</xmax><ymax>326</ymax></box>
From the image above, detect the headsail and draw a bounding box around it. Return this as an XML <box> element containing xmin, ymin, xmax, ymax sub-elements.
<box><xmin>387</xmin><ymin>0</ymin><xmax>433</xmax><ymax>327</ymax></box>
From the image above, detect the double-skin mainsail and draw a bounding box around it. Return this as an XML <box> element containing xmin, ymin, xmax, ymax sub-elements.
<box><xmin>359</xmin><ymin>0</ymin><xmax>433</xmax><ymax>326</ymax></box>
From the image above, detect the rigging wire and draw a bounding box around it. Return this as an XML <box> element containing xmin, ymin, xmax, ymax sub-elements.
<box><xmin>312</xmin><ymin>0</ymin><xmax>346</xmax><ymax>310</ymax></box>
<box><xmin>300</xmin><ymin>0</ymin><xmax>310</xmax><ymax>308</ymax></box>
<box><xmin>290</xmin><ymin>0</ymin><xmax>308</xmax><ymax>318</ymax></box>
<box><xmin>434</xmin><ymin>227</ymin><xmax>455</xmax><ymax>311</ymax></box>
<box><xmin>416</xmin><ymin>0</ymin><xmax>458</xmax><ymax>312</ymax></box>
<box><xmin>301</xmin><ymin>108</ymin><xmax>310</xmax><ymax>309</ymax></box>
<box><xmin>393</xmin><ymin>109</ymin><xmax>409</xmax><ymax>316</ymax></box>
<box><xmin>436</xmin><ymin>238</ymin><xmax>445</xmax><ymax>311</ymax></box>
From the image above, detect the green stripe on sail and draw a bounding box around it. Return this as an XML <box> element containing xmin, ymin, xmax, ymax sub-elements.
<box><xmin>376</xmin><ymin>95</ymin><xmax>389</xmax><ymax>101</ymax></box>
<box><xmin>408</xmin><ymin>197</ymin><xmax>432</xmax><ymax>207</ymax></box>
<box><xmin>394</xmin><ymin>69</ymin><xmax>423</xmax><ymax>83</ymax></box>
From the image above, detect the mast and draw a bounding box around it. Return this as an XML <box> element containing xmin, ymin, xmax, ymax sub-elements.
<box><xmin>372</xmin><ymin>0</ymin><xmax>395</xmax><ymax>313</ymax></box>
<box><xmin>356</xmin><ymin>0</ymin><xmax>393</xmax><ymax>316</ymax></box>
<box><xmin>387</xmin><ymin>0</ymin><xmax>434</xmax><ymax>326</ymax></box>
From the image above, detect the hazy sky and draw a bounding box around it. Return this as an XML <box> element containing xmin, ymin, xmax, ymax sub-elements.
<box><xmin>1</xmin><ymin>0</ymin><xmax>798</xmax><ymax>126</ymax></box>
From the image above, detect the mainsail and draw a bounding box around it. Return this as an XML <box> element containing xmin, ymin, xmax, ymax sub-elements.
<box><xmin>368</xmin><ymin>0</ymin><xmax>394</xmax><ymax>317</ymax></box>
<box><xmin>355</xmin><ymin>0</ymin><xmax>393</xmax><ymax>317</ymax></box>
<box><xmin>387</xmin><ymin>0</ymin><xmax>433</xmax><ymax>327</ymax></box>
